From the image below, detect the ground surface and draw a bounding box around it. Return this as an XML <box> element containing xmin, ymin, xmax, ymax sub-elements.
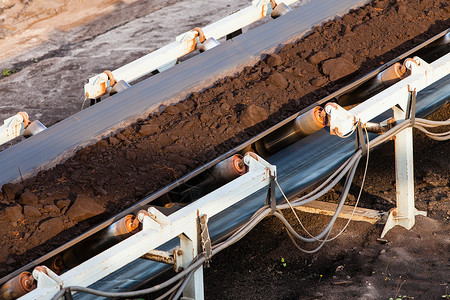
<box><xmin>0</xmin><ymin>0</ymin><xmax>449</xmax><ymax>299</ymax></box>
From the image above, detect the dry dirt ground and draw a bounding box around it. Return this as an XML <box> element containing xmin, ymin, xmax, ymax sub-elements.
<box><xmin>0</xmin><ymin>0</ymin><xmax>449</xmax><ymax>299</ymax></box>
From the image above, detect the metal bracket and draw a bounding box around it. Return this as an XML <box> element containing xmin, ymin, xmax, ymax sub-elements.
<box><xmin>265</xmin><ymin>175</ymin><xmax>277</xmax><ymax>213</ymax></box>
<box><xmin>406</xmin><ymin>87</ymin><xmax>417</xmax><ymax>127</ymax></box>
<box><xmin>32</xmin><ymin>266</ymin><xmax>62</xmax><ymax>290</ymax></box>
<box><xmin>354</xmin><ymin>122</ymin><xmax>367</xmax><ymax>153</ymax></box>
<box><xmin>0</xmin><ymin>112</ymin><xmax>28</xmax><ymax>145</ymax></box>
<box><xmin>324</xmin><ymin>102</ymin><xmax>356</xmax><ymax>137</ymax></box>
<box><xmin>199</xmin><ymin>214</ymin><xmax>212</xmax><ymax>268</ymax></box>
<box><xmin>141</xmin><ymin>249</ymin><xmax>175</xmax><ymax>265</ymax></box>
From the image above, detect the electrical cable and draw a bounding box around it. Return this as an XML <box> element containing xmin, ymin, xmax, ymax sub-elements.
<box><xmin>414</xmin><ymin>117</ymin><xmax>450</xmax><ymax>126</ymax></box>
<box><xmin>287</xmin><ymin>155</ymin><xmax>355</xmax><ymax>204</ymax></box>
<box><xmin>272</xmin><ymin>155</ymin><xmax>361</xmax><ymax>243</ymax></box>
<box><xmin>284</xmin><ymin>222</ymin><xmax>332</xmax><ymax>253</ymax></box>
<box><xmin>277</xmin><ymin>151</ymin><xmax>362</xmax><ymax>209</ymax></box>
<box><xmin>170</xmin><ymin>270</ymin><xmax>194</xmax><ymax>300</ymax></box>
<box><xmin>414</xmin><ymin>126</ymin><xmax>450</xmax><ymax>140</ymax></box>
<box><xmin>322</xmin><ymin>125</ymin><xmax>370</xmax><ymax>242</ymax></box>
<box><xmin>154</xmin><ymin>280</ymin><xmax>183</xmax><ymax>300</ymax></box>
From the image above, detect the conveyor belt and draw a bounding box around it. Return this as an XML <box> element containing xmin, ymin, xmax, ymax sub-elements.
<box><xmin>1</xmin><ymin>1</ymin><xmax>448</xmax><ymax>297</ymax></box>
<box><xmin>80</xmin><ymin>73</ymin><xmax>450</xmax><ymax>299</ymax></box>
<box><xmin>0</xmin><ymin>0</ymin><xmax>369</xmax><ymax>187</ymax></box>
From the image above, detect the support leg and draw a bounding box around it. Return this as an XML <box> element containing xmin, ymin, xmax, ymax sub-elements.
<box><xmin>179</xmin><ymin>226</ymin><xmax>204</xmax><ymax>300</ymax></box>
<box><xmin>381</xmin><ymin>107</ymin><xmax>426</xmax><ymax>238</ymax></box>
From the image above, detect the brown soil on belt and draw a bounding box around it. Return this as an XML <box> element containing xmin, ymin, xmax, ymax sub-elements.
<box><xmin>0</xmin><ymin>0</ymin><xmax>449</xmax><ymax>295</ymax></box>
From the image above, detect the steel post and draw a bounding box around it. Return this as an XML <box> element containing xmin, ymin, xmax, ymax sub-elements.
<box><xmin>380</xmin><ymin>97</ymin><xmax>426</xmax><ymax>238</ymax></box>
<box><xmin>179</xmin><ymin>226</ymin><xmax>204</xmax><ymax>300</ymax></box>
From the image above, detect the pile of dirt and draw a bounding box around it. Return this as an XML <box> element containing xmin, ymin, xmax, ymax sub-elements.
<box><xmin>0</xmin><ymin>0</ymin><xmax>448</xmax><ymax>288</ymax></box>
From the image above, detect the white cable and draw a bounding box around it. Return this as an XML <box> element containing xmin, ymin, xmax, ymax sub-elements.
<box><xmin>274</xmin><ymin>125</ymin><xmax>370</xmax><ymax>243</ymax></box>
<box><xmin>323</xmin><ymin>125</ymin><xmax>370</xmax><ymax>242</ymax></box>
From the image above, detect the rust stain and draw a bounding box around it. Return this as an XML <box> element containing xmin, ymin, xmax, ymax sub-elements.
<box><xmin>142</xmin><ymin>252</ymin><xmax>174</xmax><ymax>264</ymax></box>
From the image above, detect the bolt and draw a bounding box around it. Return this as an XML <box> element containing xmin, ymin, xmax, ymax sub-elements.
<box><xmin>177</xmin><ymin>249</ymin><xmax>183</xmax><ymax>256</ymax></box>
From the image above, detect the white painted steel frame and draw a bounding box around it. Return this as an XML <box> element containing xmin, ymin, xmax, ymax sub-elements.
<box><xmin>326</xmin><ymin>53</ymin><xmax>450</xmax><ymax>238</ymax></box>
<box><xmin>84</xmin><ymin>0</ymin><xmax>299</xmax><ymax>99</ymax></box>
<box><xmin>0</xmin><ymin>113</ymin><xmax>26</xmax><ymax>145</ymax></box>
<box><xmin>20</xmin><ymin>153</ymin><xmax>276</xmax><ymax>300</ymax></box>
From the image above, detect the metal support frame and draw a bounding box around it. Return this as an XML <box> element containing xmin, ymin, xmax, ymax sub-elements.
<box><xmin>84</xmin><ymin>0</ymin><xmax>299</xmax><ymax>99</ymax></box>
<box><xmin>20</xmin><ymin>153</ymin><xmax>276</xmax><ymax>300</ymax></box>
<box><xmin>0</xmin><ymin>113</ymin><xmax>27</xmax><ymax>145</ymax></box>
<box><xmin>381</xmin><ymin>90</ymin><xmax>425</xmax><ymax>238</ymax></box>
<box><xmin>325</xmin><ymin>53</ymin><xmax>450</xmax><ymax>238</ymax></box>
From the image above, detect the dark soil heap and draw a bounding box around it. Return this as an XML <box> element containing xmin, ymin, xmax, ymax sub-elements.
<box><xmin>0</xmin><ymin>0</ymin><xmax>449</xmax><ymax>281</ymax></box>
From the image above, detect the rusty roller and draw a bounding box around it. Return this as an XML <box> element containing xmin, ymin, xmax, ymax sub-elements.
<box><xmin>269</xmin><ymin>0</ymin><xmax>293</xmax><ymax>19</ymax></box>
<box><xmin>338</xmin><ymin>62</ymin><xmax>407</xmax><ymax>107</ymax></box>
<box><xmin>209</xmin><ymin>154</ymin><xmax>246</xmax><ymax>183</ymax></box>
<box><xmin>255</xmin><ymin>106</ymin><xmax>327</xmax><ymax>156</ymax></box>
<box><xmin>0</xmin><ymin>271</ymin><xmax>36</xmax><ymax>300</ymax></box>
<box><xmin>47</xmin><ymin>214</ymin><xmax>140</xmax><ymax>273</ymax></box>
<box><xmin>158</xmin><ymin>154</ymin><xmax>247</xmax><ymax>204</ymax></box>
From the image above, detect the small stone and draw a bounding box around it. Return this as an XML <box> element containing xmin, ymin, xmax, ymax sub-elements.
<box><xmin>122</xmin><ymin>128</ymin><xmax>133</xmax><ymax>137</ymax></box>
<box><xmin>116</xmin><ymin>133</ymin><xmax>127</xmax><ymax>141</ymax></box>
<box><xmin>220</xmin><ymin>103</ymin><xmax>230</xmax><ymax>113</ymax></box>
<box><xmin>139</xmin><ymin>124</ymin><xmax>159</xmax><ymax>136</ymax></box>
<box><xmin>373</xmin><ymin>0</ymin><xmax>387</xmax><ymax>9</ymax></box>
<box><xmin>311</xmin><ymin>76</ymin><xmax>328</xmax><ymax>87</ymax></box>
<box><xmin>94</xmin><ymin>186</ymin><xmax>108</xmax><ymax>196</ymax></box>
<box><xmin>97</xmin><ymin>140</ymin><xmax>108</xmax><ymax>147</ymax></box>
<box><xmin>212</xmin><ymin>108</ymin><xmax>222</xmax><ymax>117</ymax></box>
<box><xmin>2</xmin><ymin>183</ymin><xmax>23</xmax><ymax>201</ymax></box>
<box><xmin>397</xmin><ymin>5</ymin><xmax>408</xmax><ymax>16</ymax></box>
<box><xmin>176</xmin><ymin>102</ymin><xmax>189</xmax><ymax>111</ymax></box>
<box><xmin>44</xmin><ymin>187</ymin><xmax>70</xmax><ymax>202</ymax></box>
<box><xmin>266</xmin><ymin>72</ymin><xmax>288</xmax><ymax>89</ymax></box>
<box><xmin>164</xmin><ymin>105</ymin><xmax>181</xmax><ymax>115</ymax></box>
<box><xmin>28</xmin><ymin>235</ymin><xmax>39</xmax><ymax>247</ymax></box>
<box><xmin>308</xmin><ymin>51</ymin><xmax>329</xmax><ymax>65</ymax></box>
<box><xmin>38</xmin><ymin>218</ymin><xmax>65</xmax><ymax>240</ymax></box>
<box><xmin>239</xmin><ymin>105</ymin><xmax>268</xmax><ymax>127</ymax></box>
<box><xmin>322</xmin><ymin>57</ymin><xmax>357</xmax><ymax>81</ymax></box>
<box><xmin>108</xmin><ymin>136</ymin><xmax>120</xmax><ymax>145</ymax></box>
<box><xmin>423</xmin><ymin>174</ymin><xmax>446</xmax><ymax>187</ymax></box>
<box><xmin>183</xmin><ymin>121</ymin><xmax>195</xmax><ymax>130</ymax></box>
<box><xmin>44</xmin><ymin>204</ymin><xmax>60</xmax><ymax>214</ymax></box>
<box><xmin>24</xmin><ymin>205</ymin><xmax>41</xmax><ymax>218</ymax></box>
<box><xmin>125</xmin><ymin>151</ymin><xmax>136</xmax><ymax>162</ymax></box>
<box><xmin>20</xmin><ymin>189</ymin><xmax>38</xmax><ymax>205</ymax></box>
<box><xmin>1</xmin><ymin>206</ymin><xmax>24</xmax><ymax>222</ymax></box>
<box><xmin>200</xmin><ymin>113</ymin><xmax>211</xmax><ymax>123</ymax></box>
<box><xmin>66</xmin><ymin>194</ymin><xmax>105</xmax><ymax>222</ymax></box>
<box><xmin>56</xmin><ymin>199</ymin><xmax>71</xmax><ymax>210</ymax></box>
<box><xmin>266</xmin><ymin>54</ymin><xmax>282</xmax><ymax>67</ymax></box>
